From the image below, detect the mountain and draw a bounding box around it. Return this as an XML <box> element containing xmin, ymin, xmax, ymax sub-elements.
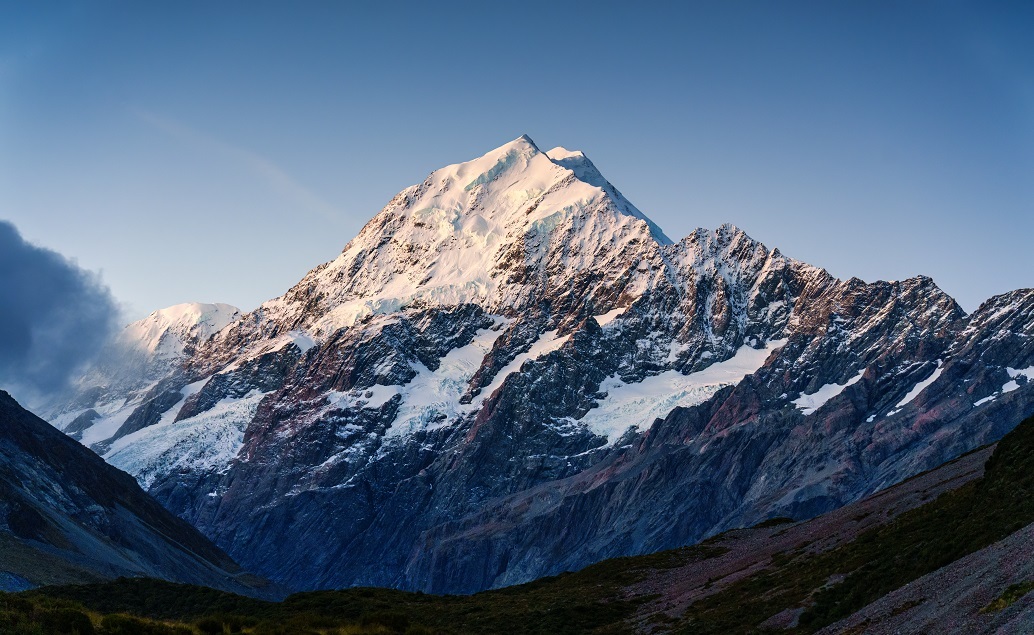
<box><xmin>27</xmin><ymin>414</ymin><xmax>1034</xmax><ymax>634</ymax></box>
<box><xmin>0</xmin><ymin>390</ymin><xmax>269</xmax><ymax>596</ymax></box>
<box><xmin>49</xmin><ymin>136</ymin><xmax>1034</xmax><ymax>594</ymax></box>
<box><xmin>46</xmin><ymin>302</ymin><xmax>241</xmax><ymax>454</ymax></box>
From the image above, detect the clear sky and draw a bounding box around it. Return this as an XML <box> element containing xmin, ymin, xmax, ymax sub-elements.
<box><xmin>1</xmin><ymin>1</ymin><xmax>1032</xmax><ymax>318</ymax></box>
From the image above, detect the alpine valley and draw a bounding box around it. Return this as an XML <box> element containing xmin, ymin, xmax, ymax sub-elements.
<box><xmin>42</xmin><ymin>135</ymin><xmax>1034</xmax><ymax>599</ymax></box>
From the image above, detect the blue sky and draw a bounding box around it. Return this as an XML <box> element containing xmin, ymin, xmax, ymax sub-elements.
<box><xmin>1</xmin><ymin>1</ymin><xmax>1032</xmax><ymax>317</ymax></box>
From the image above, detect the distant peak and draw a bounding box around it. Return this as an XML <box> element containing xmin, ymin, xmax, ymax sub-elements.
<box><xmin>147</xmin><ymin>302</ymin><xmax>241</xmax><ymax>324</ymax></box>
<box><xmin>126</xmin><ymin>302</ymin><xmax>242</xmax><ymax>352</ymax></box>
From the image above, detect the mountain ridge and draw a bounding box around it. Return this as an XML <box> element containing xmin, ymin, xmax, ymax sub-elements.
<box><xmin>46</xmin><ymin>136</ymin><xmax>1034</xmax><ymax>593</ymax></box>
<box><xmin>0</xmin><ymin>389</ymin><xmax>271</xmax><ymax>597</ymax></box>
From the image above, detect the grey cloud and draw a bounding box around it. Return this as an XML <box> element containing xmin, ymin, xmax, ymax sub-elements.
<box><xmin>0</xmin><ymin>220</ymin><xmax>118</xmax><ymax>400</ymax></box>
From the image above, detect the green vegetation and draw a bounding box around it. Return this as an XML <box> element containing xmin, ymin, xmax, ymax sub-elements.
<box><xmin>981</xmin><ymin>581</ymin><xmax>1034</xmax><ymax>614</ymax></box>
<box><xmin>0</xmin><ymin>593</ymin><xmax>191</xmax><ymax>635</ymax></box>
<box><xmin>5</xmin><ymin>416</ymin><xmax>1033</xmax><ymax>634</ymax></box>
<box><xmin>11</xmin><ymin>545</ymin><xmax>723</xmax><ymax>634</ymax></box>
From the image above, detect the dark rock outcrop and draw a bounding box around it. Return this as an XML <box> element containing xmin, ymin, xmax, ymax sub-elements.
<box><xmin>0</xmin><ymin>390</ymin><xmax>272</xmax><ymax>597</ymax></box>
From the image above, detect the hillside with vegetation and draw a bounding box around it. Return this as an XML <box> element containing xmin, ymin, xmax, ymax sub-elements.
<box><xmin>2</xmin><ymin>414</ymin><xmax>1032</xmax><ymax>633</ymax></box>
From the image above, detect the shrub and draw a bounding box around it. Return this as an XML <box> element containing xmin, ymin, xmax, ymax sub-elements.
<box><xmin>981</xmin><ymin>580</ymin><xmax>1034</xmax><ymax>613</ymax></box>
<box><xmin>360</xmin><ymin>611</ymin><xmax>410</xmax><ymax>633</ymax></box>
<box><xmin>100</xmin><ymin>614</ymin><xmax>190</xmax><ymax>635</ymax></box>
<box><xmin>38</xmin><ymin>608</ymin><xmax>95</xmax><ymax>635</ymax></box>
<box><xmin>194</xmin><ymin>616</ymin><xmax>223</xmax><ymax>634</ymax></box>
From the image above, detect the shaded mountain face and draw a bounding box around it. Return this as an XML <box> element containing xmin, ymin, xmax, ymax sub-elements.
<box><xmin>0</xmin><ymin>391</ymin><xmax>269</xmax><ymax>596</ymax></box>
<box><xmin>48</xmin><ymin>136</ymin><xmax>1034</xmax><ymax>593</ymax></box>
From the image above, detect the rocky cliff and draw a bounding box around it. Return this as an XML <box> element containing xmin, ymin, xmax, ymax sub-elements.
<box><xmin>0</xmin><ymin>390</ymin><xmax>270</xmax><ymax>597</ymax></box>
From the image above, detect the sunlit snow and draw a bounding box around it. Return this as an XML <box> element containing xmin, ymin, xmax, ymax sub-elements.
<box><xmin>579</xmin><ymin>339</ymin><xmax>787</xmax><ymax>442</ymax></box>
<box><xmin>592</xmin><ymin>307</ymin><xmax>626</xmax><ymax>327</ymax></box>
<box><xmin>123</xmin><ymin>302</ymin><xmax>240</xmax><ymax>359</ymax></box>
<box><xmin>250</xmin><ymin>135</ymin><xmax>671</xmax><ymax>337</ymax></box>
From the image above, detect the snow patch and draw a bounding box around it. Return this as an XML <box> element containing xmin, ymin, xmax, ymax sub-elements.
<box><xmin>383</xmin><ymin>319</ymin><xmax>508</xmax><ymax>437</ymax></box>
<box><xmin>79</xmin><ymin>401</ymin><xmax>134</xmax><ymax>446</ymax></box>
<box><xmin>1006</xmin><ymin>365</ymin><xmax>1034</xmax><ymax>381</ymax></box>
<box><xmin>974</xmin><ymin>394</ymin><xmax>998</xmax><ymax>407</ymax></box>
<box><xmin>579</xmin><ymin>339</ymin><xmax>787</xmax><ymax>442</ymax></box>
<box><xmin>286</xmin><ymin>330</ymin><xmax>318</xmax><ymax>353</ymax></box>
<box><xmin>988</xmin><ymin>366</ymin><xmax>1033</xmax><ymax>399</ymax></box>
<box><xmin>325</xmin><ymin>383</ymin><xmax>401</xmax><ymax>412</ymax></box>
<box><xmin>592</xmin><ymin>307</ymin><xmax>626</xmax><ymax>327</ymax></box>
<box><xmin>477</xmin><ymin>328</ymin><xmax>571</xmax><ymax>400</ymax></box>
<box><xmin>378</xmin><ymin>319</ymin><xmax>581</xmax><ymax>438</ymax></box>
<box><xmin>105</xmin><ymin>388</ymin><xmax>266</xmax><ymax>489</ymax></box>
<box><xmin>895</xmin><ymin>360</ymin><xmax>944</xmax><ymax>408</ymax></box>
<box><xmin>793</xmin><ymin>369</ymin><xmax>866</xmax><ymax>416</ymax></box>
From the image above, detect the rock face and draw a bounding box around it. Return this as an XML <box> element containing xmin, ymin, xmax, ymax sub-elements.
<box><xmin>50</xmin><ymin>136</ymin><xmax>1034</xmax><ymax>593</ymax></box>
<box><xmin>0</xmin><ymin>391</ymin><xmax>268</xmax><ymax>596</ymax></box>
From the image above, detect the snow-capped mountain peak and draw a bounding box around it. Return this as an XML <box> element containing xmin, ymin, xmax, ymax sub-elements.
<box><xmin>124</xmin><ymin>302</ymin><xmax>241</xmax><ymax>358</ymax></box>
<box><xmin>545</xmin><ymin>144</ymin><xmax>671</xmax><ymax>244</ymax></box>
<box><xmin>46</xmin><ymin>136</ymin><xmax>1034</xmax><ymax>598</ymax></box>
<box><xmin>216</xmin><ymin>136</ymin><xmax>675</xmax><ymax>346</ymax></box>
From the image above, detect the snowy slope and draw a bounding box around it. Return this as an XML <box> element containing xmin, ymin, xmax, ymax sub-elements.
<box><xmin>46</xmin><ymin>302</ymin><xmax>241</xmax><ymax>446</ymax></box>
<box><xmin>197</xmin><ymin>136</ymin><xmax>673</xmax><ymax>370</ymax></box>
<box><xmin>122</xmin><ymin>302</ymin><xmax>241</xmax><ymax>360</ymax></box>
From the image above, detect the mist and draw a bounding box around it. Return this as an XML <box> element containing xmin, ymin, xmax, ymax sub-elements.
<box><xmin>0</xmin><ymin>220</ymin><xmax>119</xmax><ymax>406</ymax></box>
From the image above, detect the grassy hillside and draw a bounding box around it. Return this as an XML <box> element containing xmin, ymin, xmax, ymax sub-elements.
<box><xmin>5</xmin><ymin>414</ymin><xmax>1033</xmax><ymax>634</ymax></box>
<box><xmin>5</xmin><ymin>545</ymin><xmax>722</xmax><ymax>634</ymax></box>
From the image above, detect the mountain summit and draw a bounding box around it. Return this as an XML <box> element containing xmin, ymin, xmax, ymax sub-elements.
<box><xmin>205</xmin><ymin>135</ymin><xmax>670</xmax><ymax>356</ymax></box>
<box><xmin>47</xmin><ymin>137</ymin><xmax>1034</xmax><ymax>593</ymax></box>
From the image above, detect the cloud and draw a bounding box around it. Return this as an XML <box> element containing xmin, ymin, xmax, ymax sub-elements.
<box><xmin>134</xmin><ymin>109</ymin><xmax>344</xmax><ymax>225</ymax></box>
<box><xmin>0</xmin><ymin>220</ymin><xmax>118</xmax><ymax>402</ymax></box>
